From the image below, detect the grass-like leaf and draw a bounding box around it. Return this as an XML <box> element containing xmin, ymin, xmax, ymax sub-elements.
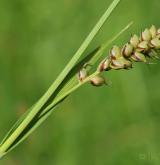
<box><xmin>1</xmin><ymin>21</ymin><xmax>132</xmax><ymax>155</ymax></box>
<box><xmin>0</xmin><ymin>0</ymin><xmax>122</xmax><ymax>158</ymax></box>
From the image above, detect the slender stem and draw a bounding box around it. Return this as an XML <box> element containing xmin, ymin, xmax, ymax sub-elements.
<box><xmin>0</xmin><ymin>22</ymin><xmax>133</xmax><ymax>158</ymax></box>
<box><xmin>54</xmin><ymin>71</ymin><xmax>100</xmax><ymax>104</ymax></box>
<box><xmin>0</xmin><ymin>21</ymin><xmax>132</xmax><ymax>158</ymax></box>
<box><xmin>36</xmin><ymin>71</ymin><xmax>100</xmax><ymax>117</ymax></box>
<box><xmin>0</xmin><ymin>0</ymin><xmax>120</xmax><ymax>155</ymax></box>
<box><xmin>0</xmin><ymin>72</ymin><xmax>99</xmax><ymax>156</ymax></box>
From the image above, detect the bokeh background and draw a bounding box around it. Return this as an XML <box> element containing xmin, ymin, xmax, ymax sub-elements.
<box><xmin>0</xmin><ymin>0</ymin><xmax>160</xmax><ymax>164</ymax></box>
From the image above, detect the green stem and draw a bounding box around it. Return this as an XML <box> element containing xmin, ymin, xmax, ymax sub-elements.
<box><xmin>0</xmin><ymin>22</ymin><xmax>133</xmax><ymax>158</ymax></box>
<box><xmin>54</xmin><ymin>71</ymin><xmax>100</xmax><ymax>104</ymax></box>
<box><xmin>0</xmin><ymin>71</ymin><xmax>99</xmax><ymax>157</ymax></box>
<box><xmin>30</xmin><ymin>71</ymin><xmax>100</xmax><ymax>119</ymax></box>
<box><xmin>0</xmin><ymin>0</ymin><xmax>120</xmax><ymax>155</ymax></box>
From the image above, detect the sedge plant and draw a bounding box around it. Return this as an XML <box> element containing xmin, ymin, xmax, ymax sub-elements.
<box><xmin>0</xmin><ymin>0</ymin><xmax>159</xmax><ymax>158</ymax></box>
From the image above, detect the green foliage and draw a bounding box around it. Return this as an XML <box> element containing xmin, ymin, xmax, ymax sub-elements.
<box><xmin>0</xmin><ymin>0</ymin><xmax>125</xmax><ymax>158</ymax></box>
<box><xmin>0</xmin><ymin>0</ymin><xmax>160</xmax><ymax>164</ymax></box>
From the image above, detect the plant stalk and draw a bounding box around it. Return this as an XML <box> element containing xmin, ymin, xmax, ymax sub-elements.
<box><xmin>0</xmin><ymin>0</ymin><xmax>120</xmax><ymax>156</ymax></box>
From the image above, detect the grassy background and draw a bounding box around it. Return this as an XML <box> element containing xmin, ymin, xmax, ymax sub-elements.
<box><xmin>0</xmin><ymin>0</ymin><xmax>160</xmax><ymax>164</ymax></box>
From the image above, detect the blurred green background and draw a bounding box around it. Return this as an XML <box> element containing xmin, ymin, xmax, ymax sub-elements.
<box><xmin>0</xmin><ymin>0</ymin><xmax>160</xmax><ymax>164</ymax></box>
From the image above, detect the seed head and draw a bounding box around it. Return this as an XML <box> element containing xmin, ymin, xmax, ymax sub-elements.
<box><xmin>78</xmin><ymin>25</ymin><xmax>160</xmax><ymax>88</ymax></box>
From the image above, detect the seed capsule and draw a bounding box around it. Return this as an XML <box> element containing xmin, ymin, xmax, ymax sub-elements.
<box><xmin>110</xmin><ymin>57</ymin><xmax>132</xmax><ymax>70</ymax></box>
<box><xmin>137</xmin><ymin>41</ymin><xmax>149</xmax><ymax>52</ymax></box>
<box><xmin>110</xmin><ymin>60</ymin><xmax>124</xmax><ymax>70</ymax></box>
<box><xmin>78</xmin><ymin>68</ymin><xmax>88</xmax><ymax>82</ymax></box>
<box><xmin>90</xmin><ymin>75</ymin><xmax>106</xmax><ymax>87</ymax></box>
<box><xmin>150</xmin><ymin>37</ymin><xmax>160</xmax><ymax>49</ymax></box>
<box><xmin>122</xmin><ymin>43</ymin><xmax>134</xmax><ymax>58</ymax></box>
<box><xmin>148</xmin><ymin>49</ymin><xmax>159</xmax><ymax>59</ymax></box>
<box><xmin>150</xmin><ymin>25</ymin><xmax>157</xmax><ymax>38</ymax></box>
<box><xmin>130</xmin><ymin>34</ymin><xmax>139</xmax><ymax>48</ymax></box>
<box><xmin>131</xmin><ymin>52</ymin><xmax>147</xmax><ymax>62</ymax></box>
<box><xmin>141</xmin><ymin>29</ymin><xmax>152</xmax><ymax>41</ymax></box>
<box><xmin>110</xmin><ymin>46</ymin><xmax>121</xmax><ymax>59</ymax></box>
<box><xmin>98</xmin><ymin>58</ymin><xmax>111</xmax><ymax>72</ymax></box>
<box><xmin>156</xmin><ymin>28</ymin><xmax>160</xmax><ymax>38</ymax></box>
<box><xmin>157</xmin><ymin>28</ymin><xmax>160</xmax><ymax>34</ymax></box>
<box><xmin>122</xmin><ymin>58</ymin><xmax>133</xmax><ymax>69</ymax></box>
